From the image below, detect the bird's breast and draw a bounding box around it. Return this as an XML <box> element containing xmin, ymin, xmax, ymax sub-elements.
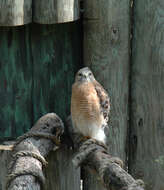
<box><xmin>71</xmin><ymin>82</ymin><xmax>102</xmax><ymax>125</ymax></box>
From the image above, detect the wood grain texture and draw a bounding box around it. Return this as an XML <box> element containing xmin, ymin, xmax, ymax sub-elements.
<box><xmin>45</xmin><ymin>148</ymin><xmax>81</xmax><ymax>190</ymax></box>
<box><xmin>0</xmin><ymin>21</ymin><xmax>82</xmax><ymax>138</ymax></box>
<box><xmin>0</xmin><ymin>149</ymin><xmax>11</xmax><ymax>190</ymax></box>
<box><xmin>0</xmin><ymin>26</ymin><xmax>33</xmax><ymax>138</ymax></box>
<box><xmin>33</xmin><ymin>0</ymin><xmax>80</xmax><ymax>24</ymax></box>
<box><xmin>83</xmin><ymin>0</ymin><xmax>131</xmax><ymax>189</ymax></box>
<box><xmin>0</xmin><ymin>0</ymin><xmax>32</xmax><ymax>26</ymax></box>
<box><xmin>129</xmin><ymin>1</ymin><xmax>164</xmax><ymax>190</ymax></box>
<box><xmin>31</xmin><ymin>22</ymin><xmax>82</xmax><ymax>123</ymax></box>
<box><xmin>83</xmin><ymin>169</ymin><xmax>106</xmax><ymax>190</ymax></box>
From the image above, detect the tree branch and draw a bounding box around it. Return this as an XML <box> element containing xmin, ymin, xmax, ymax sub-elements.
<box><xmin>6</xmin><ymin>113</ymin><xmax>64</xmax><ymax>190</ymax></box>
<box><xmin>67</xmin><ymin>116</ymin><xmax>145</xmax><ymax>190</ymax></box>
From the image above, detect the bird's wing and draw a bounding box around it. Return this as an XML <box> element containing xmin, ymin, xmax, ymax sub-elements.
<box><xmin>93</xmin><ymin>80</ymin><xmax>110</xmax><ymax>123</ymax></box>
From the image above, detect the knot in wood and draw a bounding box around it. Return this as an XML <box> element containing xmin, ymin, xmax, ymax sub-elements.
<box><xmin>111</xmin><ymin>26</ymin><xmax>119</xmax><ymax>44</ymax></box>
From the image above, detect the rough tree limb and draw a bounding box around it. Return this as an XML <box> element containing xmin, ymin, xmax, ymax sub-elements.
<box><xmin>67</xmin><ymin>116</ymin><xmax>145</xmax><ymax>190</ymax></box>
<box><xmin>6</xmin><ymin>113</ymin><xmax>64</xmax><ymax>190</ymax></box>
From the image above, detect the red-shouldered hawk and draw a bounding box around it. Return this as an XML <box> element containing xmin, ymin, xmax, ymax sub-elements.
<box><xmin>71</xmin><ymin>67</ymin><xmax>110</xmax><ymax>144</ymax></box>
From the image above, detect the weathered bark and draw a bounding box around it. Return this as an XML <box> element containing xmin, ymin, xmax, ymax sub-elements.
<box><xmin>86</xmin><ymin>150</ymin><xmax>144</xmax><ymax>190</ymax></box>
<box><xmin>6</xmin><ymin>113</ymin><xmax>64</xmax><ymax>190</ymax></box>
<box><xmin>0</xmin><ymin>0</ymin><xmax>32</xmax><ymax>26</ymax></box>
<box><xmin>73</xmin><ymin>139</ymin><xmax>144</xmax><ymax>190</ymax></box>
<box><xmin>33</xmin><ymin>0</ymin><xmax>80</xmax><ymax>24</ymax></box>
<box><xmin>67</xmin><ymin>117</ymin><xmax>145</xmax><ymax>190</ymax></box>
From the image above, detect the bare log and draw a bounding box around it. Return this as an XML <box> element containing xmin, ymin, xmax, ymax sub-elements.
<box><xmin>67</xmin><ymin>117</ymin><xmax>145</xmax><ymax>190</ymax></box>
<box><xmin>33</xmin><ymin>0</ymin><xmax>80</xmax><ymax>24</ymax></box>
<box><xmin>72</xmin><ymin>139</ymin><xmax>144</xmax><ymax>190</ymax></box>
<box><xmin>6</xmin><ymin>113</ymin><xmax>64</xmax><ymax>190</ymax></box>
<box><xmin>0</xmin><ymin>0</ymin><xmax>32</xmax><ymax>26</ymax></box>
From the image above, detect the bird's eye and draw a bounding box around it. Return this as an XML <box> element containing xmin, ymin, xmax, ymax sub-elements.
<box><xmin>89</xmin><ymin>72</ymin><xmax>92</xmax><ymax>76</ymax></box>
<box><xmin>78</xmin><ymin>73</ymin><xmax>82</xmax><ymax>77</ymax></box>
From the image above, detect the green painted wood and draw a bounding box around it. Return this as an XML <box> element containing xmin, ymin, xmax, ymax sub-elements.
<box><xmin>0</xmin><ymin>26</ymin><xmax>33</xmax><ymax>138</ymax></box>
<box><xmin>31</xmin><ymin>22</ymin><xmax>82</xmax><ymax>123</ymax></box>
<box><xmin>0</xmin><ymin>0</ymin><xmax>32</xmax><ymax>26</ymax></box>
<box><xmin>0</xmin><ymin>21</ymin><xmax>82</xmax><ymax>138</ymax></box>
<box><xmin>33</xmin><ymin>0</ymin><xmax>80</xmax><ymax>24</ymax></box>
<box><xmin>129</xmin><ymin>1</ymin><xmax>164</xmax><ymax>190</ymax></box>
<box><xmin>83</xmin><ymin>0</ymin><xmax>131</xmax><ymax>189</ymax></box>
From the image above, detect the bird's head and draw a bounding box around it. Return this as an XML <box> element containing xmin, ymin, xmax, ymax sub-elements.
<box><xmin>75</xmin><ymin>67</ymin><xmax>95</xmax><ymax>83</ymax></box>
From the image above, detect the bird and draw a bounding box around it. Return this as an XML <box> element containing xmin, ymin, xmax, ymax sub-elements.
<box><xmin>71</xmin><ymin>67</ymin><xmax>110</xmax><ymax>144</ymax></box>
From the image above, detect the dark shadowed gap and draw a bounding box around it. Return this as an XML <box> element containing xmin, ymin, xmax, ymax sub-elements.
<box><xmin>126</xmin><ymin>0</ymin><xmax>135</xmax><ymax>173</ymax></box>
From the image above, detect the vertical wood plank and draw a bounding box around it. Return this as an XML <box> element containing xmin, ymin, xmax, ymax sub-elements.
<box><xmin>0</xmin><ymin>21</ymin><xmax>82</xmax><ymax>139</ymax></box>
<box><xmin>33</xmin><ymin>0</ymin><xmax>80</xmax><ymax>24</ymax></box>
<box><xmin>129</xmin><ymin>1</ymin><xmax>164</xmax><ymax>190</ymax></box>
<box><xmin>45</xmin><ymin>148</ymin><xmax>81</xmax><ymax>190</ymax></box>
<box><xmin>83</xmin><ymin>0</ymin><xmax>131</xmax><ymax>189</ymax></box>
<box><xmin>0</xmin><ymin>0</ymin><xmax>32</xmax><ymax>26</ymax></box>
<box><xmin>0</xmin><ymin>149</ymin><xmax>11</xmax><ymax>190</ymax></box>
<box><xmin>31</xmin><ymin>22</ymin><xmax>82</xmax><ymax>123</ymax></box>
<box><xmin>0</xmin><ymin>26</ymin><xmax>33</xmax><ymax>138</ymax></box>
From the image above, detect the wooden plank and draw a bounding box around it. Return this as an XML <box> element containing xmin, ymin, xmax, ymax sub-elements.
<box><xmin>83</xmin><ymin>0</ymin><xmax>131</xmax><ymax>189</ymax></box>
<box><xmin>45</xmin><ymin>148</ymin><xmax>81</xmax><ymax>190</ymax></box>
<box><xmin>0</xmin><ymin>0</ymin><xmax>32</xmax><ymax>26</ymax></box>
<box><xmin>82</xmin><ymin>168</ymin><xmax>106</xmax><ymax>190</ymax></box>
<box><xmin>0</xmin><ymin>21</ymin><xmax>82</xmax><ymax>138</ymax></box>
<box><xmin>0</xmin><ymin>149</ymin><xmax>11</xmax><ymax>190</ymax></box>
<box><xmin>33</xmin><ymin>0</ymin><xmax>80</xmax><ymax>24</ymax></box>
<box><xmin>0</xmin><ymin>26</ymin><xmax>33</xmax><ymax>138</ymax></box>
<box><xmin>30</xmin><ymin>22</ymin><xmax>82</xmax><ymax>122</ymax></box>
<box><xmin>129</xmin><ymin>1</ymin><xmax>164</xmax><ymax>190</ymax></box>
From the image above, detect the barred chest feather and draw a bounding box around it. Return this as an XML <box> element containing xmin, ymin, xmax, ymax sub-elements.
<box><xmin>71</xmin><ymin>82</ymin><xmax>105</xmax><ymax>141</ymax></box>
<box><xmin>71</xmin><ymin>82</ymin><xmax>102</xmax><ymax>123</ymax></box>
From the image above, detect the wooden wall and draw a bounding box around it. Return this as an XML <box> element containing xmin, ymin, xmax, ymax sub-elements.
<box><xmin>0</xmin><ymin>0</ymin><xmax>164</xmax><ymax>190</ymax></box>
<box><xmin>82</xmin><ymin>0</ymin><xmax>164</xmax><ymax>190</ymax></box>
<box><xmin>0</xmin><ymin>22</ymin><xmax>82</xmax><ymax>138</ymax></box>
<box><xmin>129</xmin><ymin>0</ymin><xmax>164</xmax><ymax>189</ymax></box>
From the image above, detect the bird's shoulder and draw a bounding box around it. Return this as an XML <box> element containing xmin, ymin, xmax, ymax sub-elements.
<box><xmin>92</xmin><ymin>80</ymin><xmax>110</xmax><ymax>120</ymax></box>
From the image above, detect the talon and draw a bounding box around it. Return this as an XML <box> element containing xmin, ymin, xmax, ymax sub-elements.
<box><xmin>81</xmin><ymin>136</ymin><xmax>91</xmax><ymax>142</ymax></box>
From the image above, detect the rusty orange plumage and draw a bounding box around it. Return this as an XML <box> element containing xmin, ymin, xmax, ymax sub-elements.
<box><xmin>71</xmin><ymin>67</ymin><xmax>110</xmax><ymax>144</ymax></box>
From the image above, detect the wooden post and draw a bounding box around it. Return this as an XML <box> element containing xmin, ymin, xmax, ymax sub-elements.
<box><xmin>0</xmin><ymin>147</ymin><xmax>12</xmax><ymax>190</ymax></box>
<box><xmin>33</xmin><ymin>0</ymin><xmax>80</xmax><ymax>24</ymax></box>
<box><xmin>83</xmin><ymin>0</ymin><xmax>131</xmax><ymax>189</ymax></box>
<box><xmin>45</xmin><ymin>148</ymin><xmax>81</xmax><ymax>190</ymax></box>
<box><xmin>129</xmin><ymin>0</ymin><xmax>164</xmax><ymax>190</ymax></box>
<box><xmin>69</xmin><ymin>135</ymin><xmax>145</xmax><ymax>190</ymax></box>
<box><xmin>6</xmin><ymin>113</ymin><xmax>64</xmax><ymax>190</ymax></box>
<box><xmin>0</xmin><ymin>0</ymin><xmax>32</xmax><ymax>26</ymax></box>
